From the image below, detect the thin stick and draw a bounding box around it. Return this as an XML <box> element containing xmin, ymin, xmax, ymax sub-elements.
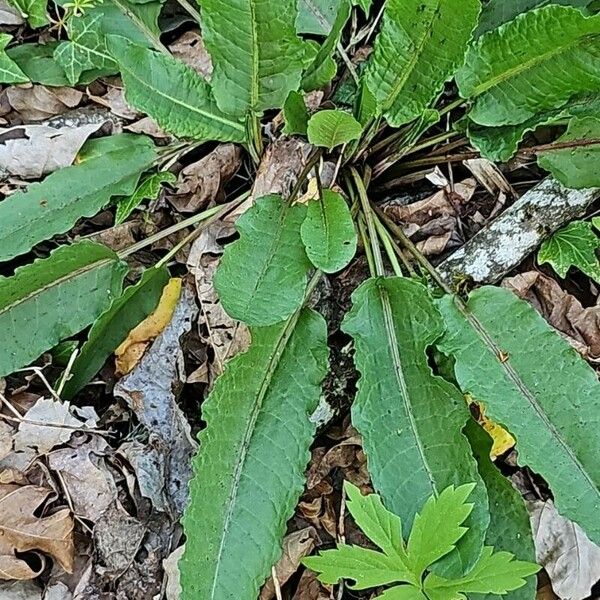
<box><xmin>271</xmin><ymin>566</ymin><xmax>283</xmax><ymax>600</ymax></box>
<box><xmin>55</xmin><ymin>347</ymin><xmax>79</xmax><ymax>397</ymax></box>
<box><xmin>374</xmin><ymin>216</ymin><xmax>404</xmax><ymax>277</ymax></box>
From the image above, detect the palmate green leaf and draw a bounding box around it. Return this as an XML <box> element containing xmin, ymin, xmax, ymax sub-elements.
<box><xmin>108</xmin><ymin>36</ymin><xmax>245</xmax><ymax>142</ymax></box>
<box><xmin>200</xmin><ymin>0</ymin><xmax>306</xmax><ymax>117</ymax></box>
<box><xmin>283</xmin><ymin>91</ymin><xmax>310</xmax><ymax>135</ymax></box>
<box><xmin>0</xmin><ymin>241</ymin><xmax>127</xmax><ymax>379</ymax></box>
<box><xmin>341</xmin><ymin>277</ymin><xmax>489</xmax><ymax>577</ymax></box>
<box><xmin>214</xmin><ymin>195</ymin><xmax>312</xmax><ymax>326</ymax></box>
<box><xmin>8</xmin><ymin>0</ymin><xmax>47</xmax><ymax>27</ymax></box>
<box><xmin>300</xmin><ymin>190</ymin><xmax>357</xmax><ymax>273</ymax></box>
<box><xmin>61</xmin><ymin>265</ymin><xmax>170</xmax><ymax>400</ymax></box>
<box><xmin>457</xmin><ymin>6</ymin><xmax>600</xmax><ymax>126</ymax></box>
<box><xmin>307</xmin><ymin>109</ymin><xmax>363</xmax><ymax>149</ymax></box>
<box><xmin>364</xmin><ymin>0</ymin><xmax>480</xmax><ymax>127</ymax></box>
<box><xmin>538</xmin><ymin>220</ymin><xmax>600</xmax><ymax>283</ymax></box>
<box><xmin>116</xmin><ymin>171</ymin><xmax>176</xmax><ymax>224</ymax></box>
<box><xmin>0</xmin><ymin>134</ymin><xmax>156</xmax><ymax>263</ymax></box>
<box><xmin>0</xmin><ymin>34</ymin><xmax>28</xmax><ymax>83</ymax></box>
<box><xmin>466</xmin><ymin>421</ymin><xmax>536</xmax><ymax>600</ymax></box>
<box><xmin>437</xmin><ymin>287</ymin><xmax>600</xmax><ymax>545</ymax></box>
<box><xmin>181</xmin><ymin>308</ymin><xmax>328</xmax><ymax>600</ymax></box>
<box><xmin>538</xmin><ymin>116</ymin><xmax>600</xmax><ymax>188</ymax></box>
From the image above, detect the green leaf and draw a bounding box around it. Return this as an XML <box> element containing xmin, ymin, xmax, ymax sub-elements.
<box><xmin>538</xmin><ymin>220</ymin><xmax>600</xmax><ymax>282</ymax></box>
<box><xmin>116</xmin><ymin>171</ymin><xmax>176</xmax><ymax>224</ymax></box>
<box><xmin>365</xmin><ymin>0</ymin><xmax>480</xmax><ymax>127</ymax></box>
<box><xmin>377</xmin><ymin>586</ymin><xmax>429</xmax><ymax>600</ymax></box>
<box><xmin>476</xmin><ymin>0</ymin><xmax>592</xmax><ymax>37</ymax></box>
<box><xmin>0</xmin><ymin>241</ymin><xmax>128</xmax><ymax>379</ymax></box>
<box><xmin>457</xmin><ymin>6</ymin><xmax>600</xmax><ymax>126</ymax></box>
<box><xmin>61</xmin><ymin>265</ymin><xmax>170</xmax><ymax>400</ymax></box>
<box><xmin>437</xmin><ymin>286</ymin><xmax>600</xmax><ymax>545</ymax></box>
<box><xmin>200</xmin><ymin>0</ymin><xmax>306</xmax><ymax>117</ymax></box>
<box><xmin>424</xmin><ymin>547</ymin><xmax>540</xmax><ymax>600</ymax></box>
<box><xmin>296</xmin><ymin>0</ymin><xmax>344</xmax><ymax>34</ymax></box>
<box><xmin>300</xmin><ymin>190</ymin><xmax>357</xmax><ymax>273</ymax></box>
<box><xmin>466</xmin><ymin>421</ymin><xmax>537</xmax><ymax>600</ymax></box>
<box><xmin>538</xmin><ymin>116</ymin><xmax>600</xmax><ymax>188</ymax></box>
<box><xmin>341</xmin><ymin>278</ymin><xmax>489</xmax><ymax>577</ymax></box>
<box><xmin>307</xmin><ymin>109</ymin><xmax>363</xmax><ymax>149</ymax></box>
<box><xmin>181</xmin><ymin>308</ymin><xmax>328</xmax><ymax>600</ymax></box>
<box><xmin>108</xmin><ymin>36</ymin><xmax>245</xmax><ymax>142</ymax></box>
<box><xmin>283</xmin><ymin>91</ymin><xmax>309</xmax><ymax>136</ymax></box>
<box><xmin>7</xmin><ymin>43</ymin><xmax>71</xmax><ymax>86</ymax></box>
<box><xmin>0</xmin><ymin>34</ymin><xmax>28</xmax><ymax>83</ymax></box>
<box><xmin>0</xmin><ymin>134</ymin><xmax>156</xmax><ymax>263</ymax></box>
<box><xmin>214</xmin><ymin>195</ymin><xmax>312</xmax><ymax>327</ymax></box>
<box><xmin>8</xmin><ymin>0</ymin><xmax>47</xmax><ymax>27</ymax></box>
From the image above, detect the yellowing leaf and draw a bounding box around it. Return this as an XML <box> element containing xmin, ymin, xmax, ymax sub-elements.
<box><xmin>115</xmin><ymin>278</ymin><xmax>182</xmax><ymax>375</ymax></box>
<box><xmin>478</xmin><ymin>405</ymin><xmax>516</xmax><ymax>460</ymax></box>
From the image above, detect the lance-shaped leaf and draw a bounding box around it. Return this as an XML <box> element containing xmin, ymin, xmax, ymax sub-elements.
<box><xmin>200</xmin><ymin>0</ymin><xmax>306</xmax><ymax>117</ymax></box>
<box><xmin>342</xmin><ymin>277</ymin><xmax>489</xmax><ymax>577</ymax></box>
<box><xmin>181</xmin><ymin>308</ymin><xmax>328</xmax><ymax>600</ymax></box>
<box><xmin>457</xmin><ymin>6</ymin><xmax>600</xmax><ymax>126</ymax></box>
<box><xmin>61</xmin><ymin>265</ymin><xmax>170</xmax><ymax>400</ymax></box>
<box><xmin>364</xmin><ymin>0</ymin><xmax>480</xmax><ymax>127</ymax></box>
<box><xmin>0</xmin><ymin>241</ymin><xmax>128</xmax><ymax>379</ymax></box>
<box><xmin>108</xmin><ymin>36</ymin><xmax>245</xmax><ymax>142</ymax></box>
<box><xmin>437</xmin><ymin>286</ymin><xmax>600</xmax><ymax>545</ymax></box>
<box><xmin>116</xmin><ymin>171</ymin><xmax>176</xmax><ymax>224</ymax></box>
<box><xmin>0</xmin><ymin>34</ymin><xmax>28</xmax><ymax>83</ymax></box>
<box><xmin>214</xmin><ymin>195</ymin><xmax>312</xmax><ymax>326</ymax></box>
<box><xmin>0</xmin><ymin>133</ymin><xmax>156</xmax><ymax>263</ymax></box>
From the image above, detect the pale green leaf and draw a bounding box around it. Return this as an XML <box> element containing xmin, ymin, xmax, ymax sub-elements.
<box><xmin>0</xmin><ymin>241</ymin><xmax>127</xmax><ymax>379</ymax></box>
<box><xmin>300</xmin><ymin>190</ymin><xmax>357</xmax><ymax>273</ymax></box>
<box><xmin>437</xmin><ymin>286</ymin><xmax>600</xmax><ymax>545</ymax></box>
<box><xmin>303</xmin><ymin>544</ymin><xmax>414</xmax><ymax>589</ymax></box>
<box><xmin>377</xmin><ymin>586</ymin><xmax>429</xmax><ymax>600</ymax></box>
<box><xmin>214</xmin><ymin>195</ymin><xmax>312</xmax><ymax>326</ymax></box>
<box><xmin>116</xmin><ymin>171</ymin><xmax>176</xmax><ymax>224</ymax></box>
<box><xmin>0</xmin><ymin>133</ymin><xmax>156</xmax><ymax>263</ymax></box>
<box><xmin>181</xmin><ymin>308</ymin><xmax>328</xmax><ymax>600</ymax></box>
<box><xmin>0</xmin><ymin>34</ymin><xmax>28</xmax><ymax>83</ymax></box>
<box><xmin>342</xmin><ymin>278</ymin><xmax>489</xmax><ymax>577</ymax></box>
<box><xmin>365</xmin><ymin>0</ymin><xmax>480</xmax><ymax>127</ymax></box>
<box><xmin>353</xmin><ymin>0</ymin><xmax>371</xmax><ymax>15</ymax></box>
<box><xmin>424</xmin><ymin>547</ymin><xmax>540</xmax><ymax>600</ymax></box>
<box><xmin>296</xmin><ymin>0</ymin><xmax>343</xmax><ymax>34</ymax></box>
<box><xmin>61</xmin><ymin>265</ymin><xmax>170</xmax><ymax>400</ymax></box>
<box><xmin>283</xmin><ymin>91</ymin><xmax>309</xmax><ymax>136</ymax></box>
<box><xmin>457</xmin><ymin>6</ymin><xmax>600</xmax><ymax>126</ymax></box>
<box><xmin>8</xmin><ymin>0</ymin><xmax>47</xmax><ymax>27</ymax></box>
<box><xmin>200</xmin><ymin>0</ymin><xmax>306</xmax><ymax>117</ymax></box>
<box><xmin>538</xmin><ymin>220</ymin><xmax>600</xmax><ymax>282</ymax></box>
<box><xmin>307</xmin><ymin>109</ymin><xmax>363</xmax><ymax>149</ymax></box>
<box><xmin>108</xmin><ymin>36</ymin><xmax>245</xmax><ymax>142</ymax></box>
<box><xmin>538</xmin><ymin>116</ymin><xmax>600</xmax><ymax>188</ymax></box>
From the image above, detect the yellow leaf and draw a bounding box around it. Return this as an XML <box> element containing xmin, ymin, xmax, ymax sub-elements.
<box><xmin>475</xmin><ymin>401</ymin><xmax>516</xmax><ymax>459</ymax></box>
<box><xmin>115</xmin><ymin>278</ymin><xmax>182</xmax><ymax>375</ymax></box>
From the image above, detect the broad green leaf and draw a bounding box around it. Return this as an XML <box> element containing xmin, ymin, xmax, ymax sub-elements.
<box><xmin>342</xmin><ymin>278</ymin><xmax>489</xmax><ymax>577</ymax></box>
<box><xmin>304</xmin><ymin>544</ymin><xmax>414</xmax><ymax>589</ymax></box>
<box><xmin>365</xmin><ymin>0</ymin><xmax>480</xmax><ymax>127</ymax></box>
<box><xmin>296</xmin><ymin>0</ymin><xmax>344</xmax><ymax>34</ymax></box>
<box><xmin>214</xmin><ymin>195</ymin><xmax>311</xmax><ymax>327</ymax></box>
<box><xmin>0</xmin><ymin>241</ymin><xmax>127</xmax><ymax>379</ymax></box>
<box><xmin>116</xmin><ymin>171</ymin><xmax>176</xmax><ymax>224</ymax></box>
<box><xmin>0</xmin><ymin>34</ymin><xmax>28</xmax><ymax>83</ymax></box>
<box><xmin>0</xmin><ymin>133</ymin><xmax>156</xmax><ymax>263</ymax></box>
<box><xmin>424</xmin><ymin>547</ymin><xmax>540</xmax><ymax>600</ymax></box>
<box><xmin>302</xmin><ymin>0</ymin><xmax>351</xmax><ymax>91</ymax></box>
<box><xmin>8</xmin><ymin>0</ymin><xmax>47</xmax><ymax>27</ymax></box>
<box><xmin>457</xmin><ymin>6</ymin><xmax>600</xmax><ymax>126</ymax></box>
<box><xmin>300</xmin><ymin>190</ymin><xmax>357</xmax><ymax>273</ymax></box>
<box><xmin>181</xmin><ymin>308</ymin><xmax>328</xmax><ymax>600</ymax></box>
<box><xmin>108</xmin><ymin>36</ymin><xmax>245</xmax><ymax>142</ymax></box>
<box><xmin>406</xmin><ymin>484</ymin><xmax>476</xmax><ymax>580</ymax></box>
<box><xmin>283</xmin><ymin>91</ymin><xmax>309</xmax><ymax>135</ymax></box>
<box><xmin>354</xmin><ymin>81</ymin><xmax>378</xmax><ymax>126</ymax></box>
<box><xmin>538</xmin><ymin>116</ymin><xmax>600</xmax><ymax>188</ymax></box>
<box><xmin>344</xmin><ymin>481</ymin><xmax>408</xmax><ymax>561</ymax></box>
<box><xmin>437</xmin><ymin>287</ymin><xmax>600</xmax><ymax>545</ymax></box>
<box><xmin>307</xmin><ymin>109</ymin><xmax>363</xmax><ymax>149</ymax></box>
<box><xmin>200</xmin><ymin>0</ymin><xmax>306</xmax><ymax>117</ymax></box>
<box><xmin>7</xmin><ymin>43</ymin><xmax>71</xmax><ymax>86</ymax></box>
<box><xmin>377</xmin><ymin>586</ymin><xmax>428</xmax><ymax>600</ymax></box>
<box><xmin>476</xmin><ymin>0</ymin><xmax>592</xmax><ymax>37</ymax></box>
<box><xmin>538</xmin><ymin>220</ymin><xmax>600</xmax><ymax>282</ymax></box>
<box><xmin>466</xmin><ymin>421</ymin><xmax>537</xmax><ymax>600</ymax></box>
<box><xmin>61</xmin><ymin>265</ymin><xmax>170</xmax><ymax>400</ymax></box>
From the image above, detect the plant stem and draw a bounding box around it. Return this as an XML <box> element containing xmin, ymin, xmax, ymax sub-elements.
<box><xmin>437</xmin><ymin>97</ymin><xmax>466</xmax><ymax>118</ymax></box>
<box><xmin>375</xmin><ymin>216</ymin><xmax>403</xmax><ymax>277</ymax></box>
<box><xmin>405</xmin><ymin>129</ymin><xmax>462</xmax><ymax>156</ymax></box>
<box><xmin>357</xmin><ymin>214</ymin><xmax>376</xmax><ymax>277</ymax></box>
<box><xmin>174</xmin><ymin>0</ymin><xmax>202</xmax><ymax>24</ymax></box>
<box><xmin>112</xmin><ymin>0</ymin><xmax>169</xmax><ymax>53</ymax></box>
<box><xmin>289</xmin><ymin>148</ymin><xmax>323</xmax><ymax>202</ymax></box>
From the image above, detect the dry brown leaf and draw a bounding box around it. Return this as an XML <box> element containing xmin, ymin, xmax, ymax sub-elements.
<box><xmin>260</xmin><ymin>527</ymin><xmax>317</xmax><ymax>600</ymax></box>
<box><xmin>115</xmin><ymin>278</ymin><xmax>181</xmax><ymax>376</ymax></box>
<box><xmin>163</xmin><ymin>545</ymin><xmax>184</xmax><ymax>600</ymax></box>
<box><xmin>6</xmin><ymin>86</ymin><xmax>82</xmax><ymax>121</ymax></box>
<box><xmin>0</xmin><ymin>421</ymin><xmax>13</xmax><ymax>460</ymax></box>
<box><xmin>463</xmin><ymin>158</ymin><xmax>514</xmax><ymax>197</ymax></box>
<box><xmin>0</xmin><ymin>484</ymin><xmax>74</xmax><ymax>579</ymax></box>
<box><xmin>291</xmin><ymin>569</ymin><xmax>330</xmax><ymax>600</ymax></box>
<box><xmin>87</xmin><ymin>86</ymin><xmax>140</xmax><ymax>120</ymax></box>
<box><xmin>0</xmin><ymin>0</ymin><xmax>23</xmax><ymax>24</ymax></box>
<box><xmin>169</xmin><ymin>31</ymin><xmax>213</xmax><ymax>79</ymax></box>
<box><xmin>125</xmin><ymin>116</ymin><xmax>170</xmax><ymax>139</ymax></box>
<box><xmin>0</xmin><ymin>580</ymin><xmax>42</xmax><ymax>600</ymax></box>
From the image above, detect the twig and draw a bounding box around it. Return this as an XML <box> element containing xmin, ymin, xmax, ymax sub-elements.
<box><xmin>55</xmin><ymin>346</ymin><xmax>79</xmax><ymax>397</ymax></box>
<box><xmin>271</xmin><ymin>566</ymin><xmax>284</xmax><ymax>600</ymax></box>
